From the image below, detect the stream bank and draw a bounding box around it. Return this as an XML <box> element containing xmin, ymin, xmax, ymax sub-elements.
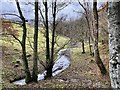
<box><xmin>13</xmin><ymin>48</ymin><xmax>71</xmax><ymax>85</ymax></box>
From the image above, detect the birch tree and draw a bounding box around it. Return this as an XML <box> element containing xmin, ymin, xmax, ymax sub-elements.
<box><xmin>108</xmin><ymin>1</ymin><xmax>120</xmax><ymax>88</ymax></box>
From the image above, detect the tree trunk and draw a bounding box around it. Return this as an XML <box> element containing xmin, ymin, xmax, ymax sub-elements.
<box><xmin>78</xmin><ymin>1</ymin><xmax>92</xmax><ymax>55</ymax></box>
<box><xmin>81</xmin><ymin>39</ymin><xmax>85</xmax><ymax>54</ymax></box>
<box><xmin>81</xmin><ymin>24</ymin><xmax>85</xmax><ymax>54</ymax></box>
<box><xmin>15</xmin><ymin>0</ymin><xmax>31</xmax><ymax>83</ymax></box>
<box><xmin>21</xmin><ymin>45</ymin><xmax>31</xmax><ymax>83</ymax></box>
<box><xmin>85</xmin><ymin>16</ymin><xmax>92</xmax><ymax>55</ymax></box>
<box><xmin>32</xmin><ymin>0</ymin><xmax>38</xmax><ymax>82</ymax></box>
<box><xmin>93</xmin><ymin>0</ymin><xmax>107</xmax><ymax>75</ymax></box>
<box><xmin>108</xmin><ymin>1</ymin><xmax>120</xmax><ymax>88</ymax></box>
<box><xmin>44</xmin><ymin>1</ymin><xmax>51</xmax><ymax>79</ymax></box>
<box><xmin>50</xmin><ymin>1</ymin><xmax>57</xmax><ymax>76</ymax></box>
<box><xmin>88</xmin><ymin>37</ymin><xmax>92</xmax><ymax>55</ymax></box>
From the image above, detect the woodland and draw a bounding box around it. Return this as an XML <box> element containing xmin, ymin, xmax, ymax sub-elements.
<box><xmin>0</xmin><ymin>0</ymin><xmax>120</xmax><ymax>89</ymax></box>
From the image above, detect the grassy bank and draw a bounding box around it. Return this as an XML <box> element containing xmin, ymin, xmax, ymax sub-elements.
<box><xmin>1</xmin><ymin>23</ymin><xmax>111</xmax><ymax>88</ymax></box>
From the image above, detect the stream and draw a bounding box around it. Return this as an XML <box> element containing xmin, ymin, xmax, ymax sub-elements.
<box><xmin>13</xmin><ymin>48</ymin><xmax>71</xmax><ymax>85</ymax></box>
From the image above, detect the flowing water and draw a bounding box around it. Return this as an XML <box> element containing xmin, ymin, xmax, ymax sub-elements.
<box><xmin>13</xmin><ymin>48</ymin><xmax>71</xmax><ymax>85</ymax></box>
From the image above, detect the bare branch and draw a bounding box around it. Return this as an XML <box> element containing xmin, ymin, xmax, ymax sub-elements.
<box><xmin>54</xmin><ymin>38</ymin><xmax>71</xmax><ymax>55</ymax></box>
<box><xmin>1</xmin><ymin>13</ymin><xmax>21</xmax><ymax>19</ymax></box>
<box><xmin>15</xmin><ymin>0</ymin><xmax>25</xmax><ymax>20</ymax></box>
<box><xmin>38</xmin><ymin>6</ymin><xmax>46</xmax><ymax>26</ymax></box>
<box><xmin>56</xmin><ymin>3</ymin><xmax>70</xmax><ymax>13</ymax></box>
<box><xmin>78</xmin><ymin>0</ymin><xmax>87</xmax><ymax>13</ymax></box>
<box><xmin>23</xmin><ymin>2</ymin><xmax>46</xmax><ymax>27</ymax></box>
<box><xmin>12</xmin><ymin>34</ymin><xmax>22</xmax><ymax>46</ymax></box>
<box><xmin>5</xmin><ymin>33</ymin><xmax>22</xmax><ymax>46</ymax></box>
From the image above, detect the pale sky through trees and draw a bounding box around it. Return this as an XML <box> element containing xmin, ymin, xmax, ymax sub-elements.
<box><xmin>0</xmin><ymin>0</ymin><xmax>104</xmax><ymax>20</ymax></box>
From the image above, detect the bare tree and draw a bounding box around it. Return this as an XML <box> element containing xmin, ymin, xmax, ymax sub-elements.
<box><xmin>108</xmin><ymin>1</ymin><xmax>120</xmax><ymax>88</ymax></box>
<box><xmin>32</xmin><ymin>0</ymin><xmax>38</xmax><ymax>82</ymax></box>
<box><xmin>98</xmin><ymin>2</ymin><xmax>108</xmax><ymax>44</ymax></box>
<box><xmin>78</xmin><ymin>0</ymin><xmax>93</xmax><ymax>55</ymax></box>
<box><xmin>50</xmin><ymin>0</ymin><xmax>57</xmax><ymax>76</ymax></box>
<box><xmin>43</xmin><ymin>0</ymin><xmax>51</xmax><ymax>79</ymax></box>
<box><xmin>81</xmin><ymin>24</ymin><xmax>85</xmax><ymax>54</ymax></box>
<box><xmin>15</xmin><ymin>0</ymin><xmax>32</xmax><ymax>83</ymax></box>
<box><xmin>93</xmin><ymin>0</ymin><xmax>107</xmax><ymax>75</ymax></box>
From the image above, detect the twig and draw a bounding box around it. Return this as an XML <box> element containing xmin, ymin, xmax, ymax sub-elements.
<box><xmin>5</xmin><ymin>33</ymin><xmax>22</xmax><ymax>46</ymax></box>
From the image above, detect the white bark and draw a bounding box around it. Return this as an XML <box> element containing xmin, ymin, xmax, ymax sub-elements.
<box><xmin>108</xmin><ymin>1</ymin><xmax>120</xmax><ymax>88</ymax></box>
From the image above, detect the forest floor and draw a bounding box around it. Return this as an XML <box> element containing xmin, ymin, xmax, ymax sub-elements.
<box><xmin>2</xmin><ymin>43</ymin><xmax>111</xmax><ymax>89</ymax></box>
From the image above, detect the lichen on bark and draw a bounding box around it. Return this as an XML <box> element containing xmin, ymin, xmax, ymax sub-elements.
<box><xmin>108</xmin><ymin>1</ymin><xmax>120</xmax><ymax>88</ymax></box>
